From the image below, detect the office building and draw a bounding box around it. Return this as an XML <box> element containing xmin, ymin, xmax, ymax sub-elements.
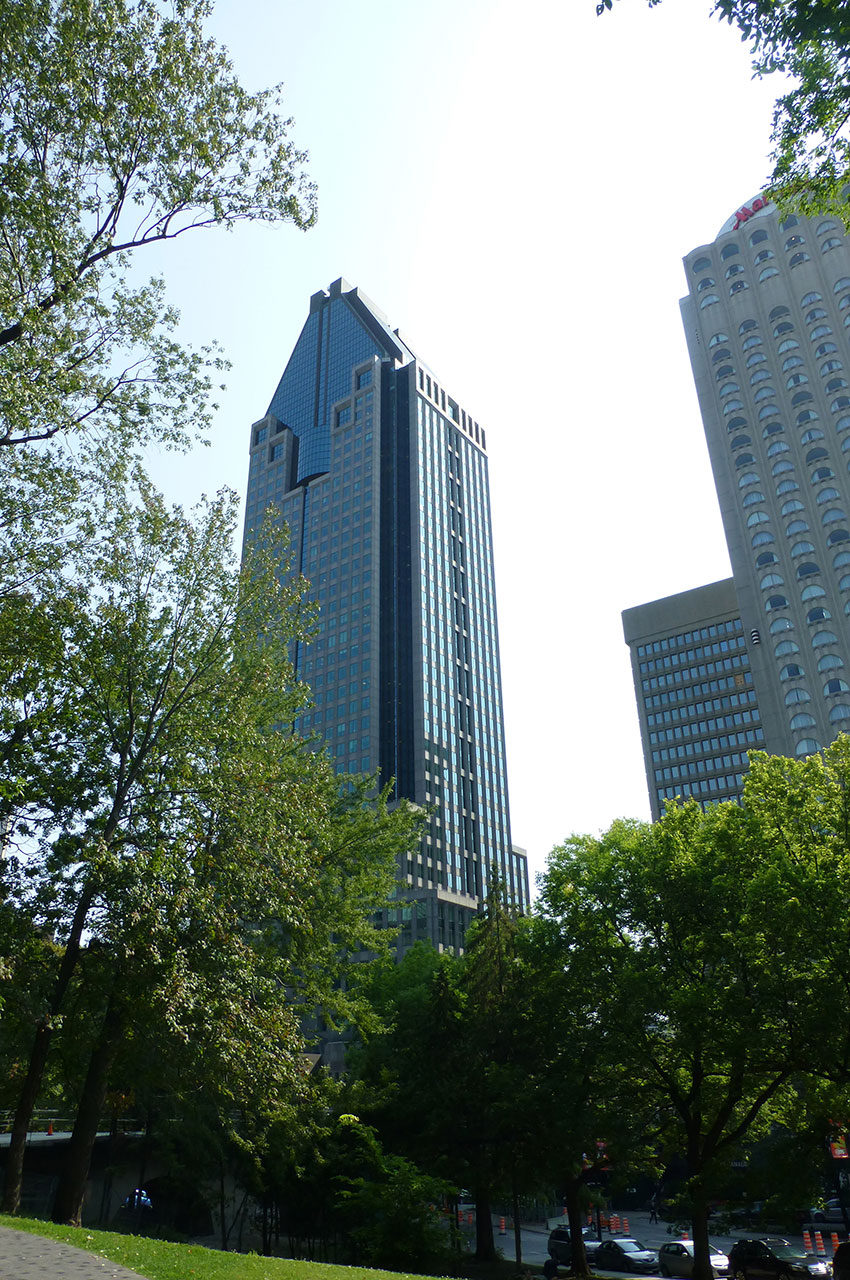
<box><xmin>625</xmin><ymin>195</ymin><xmax>850</xmax><ymax>811</ymax></box>
<box><xmin>623</xmin><ymin>580</ymin><xmax>766</xmax><ymax>819</ymax></box>
<box><xmin>243</xmin><ymin>279</ymin><xmax>528</xmax><ymax>951</ymax></box>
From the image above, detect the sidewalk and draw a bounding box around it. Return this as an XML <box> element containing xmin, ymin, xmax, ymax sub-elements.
<box><xmin>0</xmin><ymin>1225</ymin><xmax>148</xmax><ymax>1280</ymax></box>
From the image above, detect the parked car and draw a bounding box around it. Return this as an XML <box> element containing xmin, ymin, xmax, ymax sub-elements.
<box><xmin>728</xmin><ymin>1238</ymin><xmax>831</xmax><ymax>1280</ymax></box>
<box><xmin>659</xmin><ymin>1240</ymin><xmax>730</xmax><ymax>1278</ymax></box>
<box><xmin>806</xmin><ymin>1201</ymin><xmax>846</xmax><ymax>1225</ymax></box>
<box><xmin>595</xmin><ymin>1238</ymin><xmax>659</xmax><ymax>1273</ymax></box>
<box><xmin>548</xmin><ymin>1225</ymin><xmax>600</xmax><ymax>1267</ymax></box>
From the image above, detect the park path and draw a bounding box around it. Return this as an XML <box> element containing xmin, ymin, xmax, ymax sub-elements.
<box><xmin>0</xmin><ymin>1225</ymin><xmax>148</xmax><ymax>1279</ymax></box>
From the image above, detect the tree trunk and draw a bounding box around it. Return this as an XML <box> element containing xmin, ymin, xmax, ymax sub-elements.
<box><xmin>513</xmin><ymin>1172</ymin><xmax>522</xmax><ymax>1268</ymax></box>
<box><xmin>565</xmin><ymin>1170</ymin><xmax>591</xmax><ymax>1278</ymax></box>
<box><xmin>1</xmin><ymin>883</ymin><xmax>94</xmax><ymax>1214</ymax></box>
<box><xmin>689</xmin><ymin>1179</ymin><xmax>713</xmax><ymax>1280</ymax></box>
<box><xmin>51</xmin><ymin>993</ymin><xmax>125</xmax><ymax>1226</ymax></box>
<box><xmin>474</xmin><ymin>1183</ymin><xmax>496</xmax><ymax>1261</ymax></box>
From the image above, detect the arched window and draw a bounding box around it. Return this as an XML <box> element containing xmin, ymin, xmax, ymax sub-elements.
<box><xmin>747</xmin><ymin>510</ymin><xmax>770</xmax><ymax>527</ymax></box>
<box><xmin>759</xmin><ymin>267</ymin><xmax>780</xmax><ymax>282</ymax></box>
<box><xmin>807</xmin><ymin>607</ymin><xmax>832</xmax><ymax>622</ymax></box>
<box><xmin>818</xmin><ymin>653</ymin><xmax>844</xmax><ymax>672</ymax></box>
<box><xmin>823</xmin><ymin>508</ymin><xmax>848</xmax><ymax>525</ymax></box>
<box><xmin>795</xmin><ymin>738</ymin><xmax>822</xmax><ymax>755</ymax></box>
<box><xmin>698</xmin><ymin>276</ymin><xmax>717</xmax><ymax>291</ymax></box>
<box><xmin>806</xmin><ymin>447</ymin><xmax>830</xmax><ymax>465</ymax></box>
<box><xmin>739</xmin><ymin>319</ymin><xmax>758</xmax><ymax>334</ymax></box>
<box><xmin>753</xmin><ymin>530</ymin><xmax>775</xmax><ymax>547</ymax></box>
<box><xmin>760</xmin><ymin>572</ymin><xmax>785</xmax><ymax>589</ymax></box>
<box><xmin>692</xmin><ymin>256</ymin><xmax>712</xmax><ymax>273</ymax></box>
<box><xmin>785</xmin><ymin>687</ymin><xmax>811</xmax><ymax>704</ymax></box>
<box><xmin>780</xmin><ymin>663</ymin><xmax>805</xmax><ymax>680</ymax></box>
<box><xmin>770</xmin><ymin>306</ymin><xmax>790</xmax><ymax>320</ymax></box>
<box><xmin>791</xmin><ymin>542</ymin><xmax>815</xmax><ymax>557</ymax></box>
<box><xmin>756</xmin><ymin>551</ymin><xmax>779</xmax><ymax>567</ymax></box>
<box><xmin>797</xmin><ymin>562</ymin><xmax>821</xmax><ymax>579</ymax></box>
<box><xmin>743</xmin><ymin>491</ymin><xmax>767</xmax><ymax>507</ymax></box>
<box><xmin>700</xmin><ymin>294</ymin><xmax>720</xmax><ymax>309</ymax></box>
<box><xmin>750</xmin><ymin>229</ymin><xmax>769</xmax><ymax>246</ymax></box>
<box><xmin>824</xmin><ymin>678</ymin><xmax>850</xmax><ymax>696</ymax></box>
<box><xmin>770</xmin><ymin>616</ymin><xmax>794</xmax><ymax>634</ymax></box>
<box><xmin>775</xmin><ymin>639</ymin><xmax>799</xmax><ymax>656</ymax></box>
<box><xmin>721</xmin><ymin>244</ymin><xmax>739</xmax><ymax>260</ymax></box>
<box><xmin>708</xmin><ymin>332</ymin><xmax>729</xmax><ymax>347</ymax></box>
<box><xmin>790</xmin><ymin>713</ymin><xmax>817</xmax><ymax>730</ymax></box>
<box><xmin>766</xmin><ymin>595</ymin><xmax>789</xmax><ymax>611</ymax></box>
<box><xmin>822</xmin><ymin>238</ymin><xmax>843</xmax><ymax>253</ymax></box>
<box><xmin>730</xmin><ymin>280</ymin><xmax>749</xmax><ymax>294</ymax></box>
<box><xmin>812</xmin><ymin>630</ymin><xmax>839</xmax><ymax>647</ymax></box>
<box><xmin>829</xmin><ymin>705</ymin><xmax>850</xmax><ymax>724</ymax></box>
<box><xmin>828</xmin><ymin>528</ymin><xmax>850</xmax><ymax>544</ymax></box>
<box><xmin>801</xmin><ymin>584</ymin><xmax>826</xmax><ymax>601</ymax></box>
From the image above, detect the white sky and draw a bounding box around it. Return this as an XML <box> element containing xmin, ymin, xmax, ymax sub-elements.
<box><xmin>143</xmin><ymin>0</ymin><xmax>788</xmax><ymax>888</ymax></box>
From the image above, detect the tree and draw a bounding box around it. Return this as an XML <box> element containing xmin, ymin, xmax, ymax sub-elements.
<box><xmin>0</xmin><ymin>0</ymin><xmax>315</xmax><ymax>452</ymax></box>
<box><xmin>596</xmin><ymin>0</ymin><xmax>850</xmax><ymax>221</ymax></box>
<box><xmin>539</xmin><ymin>801</ymin><xmax>826</xmax><ymax>1280</ymax></box>
<box><xmin>0</xmin><ymin>480</ymin><xmax>422</xmax><ymax>1222</ymax></box>
<box><xmin>351</xmin><ymin>885</ymin><xmax>553</xmax><ymax>1265</ymax></box>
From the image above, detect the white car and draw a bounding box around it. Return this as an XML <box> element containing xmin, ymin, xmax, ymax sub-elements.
<box><xmin>658</xmin><ymin>1241</ymin><xmax>730</xmax><ymax>1278</ymax></box>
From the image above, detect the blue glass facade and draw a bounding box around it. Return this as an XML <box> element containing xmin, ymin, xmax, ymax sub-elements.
<box><xmin>243</xmin><ymin>280</ymin><xmax>528</xmax><ymax>951</ymax></box>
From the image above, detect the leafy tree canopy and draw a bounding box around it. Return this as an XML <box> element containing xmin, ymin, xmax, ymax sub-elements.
<box><xmin>0</xmin><ymin>0</ymin><xmax>315</xmax><ymax>451</ymax></box>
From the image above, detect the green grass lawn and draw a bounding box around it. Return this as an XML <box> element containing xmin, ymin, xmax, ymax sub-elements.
<box><xmin>0</xmin><ymin>1215</ymin><xmax>451</xmax><ymax>1280</ymax></box>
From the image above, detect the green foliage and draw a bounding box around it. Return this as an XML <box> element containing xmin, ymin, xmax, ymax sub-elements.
<box><xmin>0</xmin><ymin>0</ymin><xmax>315</xmax><ymax>451</ymax></box>
<box><xmin>596</xmin><ymin>0</ymin><xmax>850</xmax><ymax>220</ymax></box>
<box><xmin>0</xmin><ymin>474</ymin><xmax>422</xmax><ymax>1219</ymax></box>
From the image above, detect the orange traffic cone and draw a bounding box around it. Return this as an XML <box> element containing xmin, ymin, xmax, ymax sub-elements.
<box><xmin>499</xmin><ymin>1217</ymin><xmax>506</xmax><ymax>1236</ymax></box>
<box><xmin>814</xmin><ymin>1232</ymin><xmax>826</xmax><ymax>1256</ymax></box>
<box><xmin>611</xmin><ymin>1214</ymin><xmax>621</xmax><ymax>1232</ymax></box>
<box><xmin>47</xmin><ymin>1122</ymin><xmax>53</xmax><ymax>1136</ymax></box>
<box><xmin>623</xmin><ymin>1218</ymin><xmax>630</xmax><ymax>1234</ymax></box>
<box><xmin>804</xmin><ymin>1231</ymin><xmax>813</xmax><ymax>1252</ymax></box>
<box><xmin>832</xmin><ymin>1234</ymin><xmax>841</xmax><ymax>1253</ymax></box>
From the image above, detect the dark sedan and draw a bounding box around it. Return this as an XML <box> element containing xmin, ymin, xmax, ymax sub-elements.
<box><xmin>595</xmin><ymin>1238</ymin><xmax>659</xmax><ymax>1274</ymax></box>
<box><xmin>548</xmin><ymin>1225</ymin><xmax>600</xmax><ymax>1267</ymax></box>
<box><xmin>728</xmin><ymin>1238</ymin><xmax>831</xmax><ymax>1280</ymax></box>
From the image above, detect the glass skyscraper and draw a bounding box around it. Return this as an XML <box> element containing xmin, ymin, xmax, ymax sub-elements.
<box><xmin>243</xmin><ymin>279</ymin><xmax>528</xmax><ymax>951</ymax></box>
<box><xmin>625</xmin><ymin>194</ymin><xmax>850</xmax><ymax>812</ymax></box>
